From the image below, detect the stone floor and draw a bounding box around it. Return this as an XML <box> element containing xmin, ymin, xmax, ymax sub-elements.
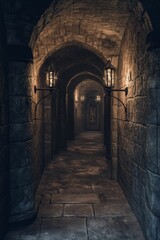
<box><xmin>4</xmin><ymin>131</ymin><xmax>144</xmax><ymax>240</ymax></box>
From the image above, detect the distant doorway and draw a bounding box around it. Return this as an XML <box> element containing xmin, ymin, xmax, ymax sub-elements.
<box><xmin>86</xmin><ymin>97</ymin><xmax>100</xmax><ymax>131</ymax></box>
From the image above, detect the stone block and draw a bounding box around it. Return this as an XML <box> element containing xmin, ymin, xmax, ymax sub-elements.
<box><xmin>10</xmin><ymin>122</ymin><xmax>33</xmax><ymax>142</ymax></box>
<box><xmin>158</xmin><ymin>89</ymin><xmax>160</xmax><ymax>125</ymax></box>
<box><xmin>9</xmin><ymin>96</ymin><xmax>32</xmax><ymax>123</ymax></box>
<box><xmin>158</xmin><ymin>126</ymin><xmax>160</xmax><ymax>173</ymax></box>
<box><xmin>40</xmin><ymin>218</ymin><xmax>87</xmax><ymax>240</ymax></box>
<box><xmin>10</xmin><ymin>140</ymin><xmax>34</xmax><ymax>168</ymax></box>
<box><xmin>147</xmin><ymin>88</ymin><xmax>158</xmax><ymax>124</ymax></box>
<box><xmin>126</xmin><ymin>99</ymin><xmax>134</xmax><ymax>122</ymax></box>
<box><xmin>144</xmin><ymin>202</ymin><xmax>158</xmax><ymax>240</ymax></box>
<box><xmin>147</xmin><ymin>50</ymin><xmax>160</xmax><ymax>89</ymax></box>
<box><xmin>51</xmin><ymin>193</ymin><xmax>100</xmax><ymax>204</ymax></box>
<box><xmin>135</xmin><ymin>76</ymin><xmax>147</xmax><ymax>96</ymax></box>
<box><xmin>134</xmin><ymin>96</ymin><xmax>147</xmax><ymax>124</ymax></box>
<box><xmin>64</xmin><ymin>204</ymin><xmax>94</xmax><ymax>217</ymax></box>
<box><xmin>131</xmin><ymin>123</ymin><xmax>146</xmax><ymax>148</ymax></box>
<box><xmin>10</xmin><ymin>184</ymin><xmax>35</xmax><ymax>215</ymax></box>
<box><xmin>0</xmin><ymin>100</ymin><xmax>8</xmax><ymax>125</ymax></box>
<box><xmin>0</xmin><ymin>145</ymin><xmax>10</xmax><ymax>173</ymax></box>
<box><xmin>10</xmin><ymin>165</ymin><xmax>34</xmax><ymax>189</ymax></box>
<box><xmin>146</xmin><ymin>170</ymin><xmax>160</xmax><ymax>216</ymax></box>
<box><xmin>8</xmin><ymin>62</ymin><xmax>32</xmax><ymax>96</ymax></box>
<box><xmin>0</xmin><ymin>125</ymin><xmax>9</xmax><ymax>145</ymax></box>
<box><xmin>38</xmin><ymin>204</ymin><xmax>63</xmax><ymax>217</ymax></box>
<box><xmin>133</xmin><ymin>143</ymin><xmax>145</xmax><ymax>167</ymax></box>
<box><xmin>146</xmin><ymin>124</ymin><xmax>158</xmax><ymax>172</ymax></box>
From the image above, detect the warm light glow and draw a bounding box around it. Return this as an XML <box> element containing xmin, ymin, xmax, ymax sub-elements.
<box><xmin>74</xmin><ymin>89</ymin><xmax>78</xmax><ymax>102</ymax></box>
<box><xmin>103</xmin><ymin>60</ymin><xmax>115</xmax><ymax>88</ymax></box>
<box><xmin>80</xmin><ymin>95</ymin><xmax>85</xmax><ymax>102</ymax></box>
<box><xmin>46</xmin><ymin>67</ymin><xmax>58</xmax><ymax>88</ymax></box>
<box><xmin>95</xmin><ymin>94</ymin><xmax>101</xmax><ymax>102</ymax></box>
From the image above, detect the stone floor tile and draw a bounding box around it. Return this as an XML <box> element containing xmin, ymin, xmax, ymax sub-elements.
<box><xmin>64</xmin><ymin>204</ymin><xmax>94</xmax><ymax>217</ymax></box>
<box><xmin>117</xmin><ymin>216</ymin><xmax>145</xmax><ymax>239</ymax></box>
<box><xmin>87</xmin><ymin>217</ymin><xmax>127</xmax><ymax>240</ymax></box>
<box><xmin>3</xmin><ymin>219</ymin><xmax>40</xmax><ymax>240</ymax></box>
<box><xmin>51</xmin><ymin>193</ymin><xmax>100</xmax><ymax>204</ymax></box>
<box><xmin>59</xmin><ymin>185</ymin><xmax>92</xmax><ymax>193</ymax></box>
<box><xmin>4</xmin><ymin>131</ymin><xmax>144</xmax><ymax>240</ymax></box>
<box><xmin>38</xmin><ymin>204</ymin><xmax>63</xmax><ymax>217</ymax></box>
<box><xmin>39</xmin><ymin>217</ymin><xmax>87</xmax><ymax>240</ymax></box>
<box><xmin>93</xmin><ymin>202</ymin><xmax>132</xmax><ymax>217</ymax></box>
<box><xmin>41</xmin><ymin>193</ymin><xmax>52</xmax><ymax>203</ymax></box>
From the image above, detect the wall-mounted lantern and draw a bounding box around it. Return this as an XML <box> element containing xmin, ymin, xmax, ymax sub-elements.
<box><xmin>103</xmin><ymin>60</ymin><xmax>128</xmax><ymax>96</ymax></box>
<box><xmin>95</xmin><ymin>94</ymin><xmax>101</xmax><ymax>102</ymax></box>
<box><xmin>80</xmin><ymin>95</ymin><xmax>85</xmax><ymax>102</ymax></box>
<box><xmin>34</xmin><ymin>66</ymin><xmax>58</xmax><ymax>93</ymax></box>
<box><xmin>103</xmin><ymin>60</ymin><xmax>128</xmax><ymax>116</ymax></box>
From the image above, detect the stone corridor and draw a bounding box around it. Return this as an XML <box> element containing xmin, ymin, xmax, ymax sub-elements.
<box><xmin>4</xmin><ymin>132</ymin><xmax>144</xmax><ymax>240</ymax></box>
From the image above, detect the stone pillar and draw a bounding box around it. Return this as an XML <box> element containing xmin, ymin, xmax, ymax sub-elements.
<box><xmin>8</xmin><ymin>45</ymin><xmax>36</xmax><ymax>223</ymax></box>
<box><xmin>145</xmin><ymin>31</ymin><xmax>160</xmax><ymax>240</ymax></box>
<box><xmin>57</xmin><ymin>89</ymin><xmax>67</xmax><ymax>149</ymax></box>
<box><xmin>67</xmin><ymin>92</ymin><xmax>75</xmax><ymax>140</ymax></box>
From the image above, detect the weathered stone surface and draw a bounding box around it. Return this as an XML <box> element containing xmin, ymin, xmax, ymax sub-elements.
<box><xmin>146</xmin><ymin>170</ymin><xmax>160</xmax><ymax>216</ymax></box>
<box><xmin>51</xmin><ymin>194</ymin><xmax>100</xmax><ymax>204</ymax></box>
<box><xmin>144</xmin><ymin>203</ymin><xmax>158</xmax><ymax>240</ymax></box>
<box><xmin>147</xmin><ymin>49</ymin><xmax>160</xmax><ymax>89</ymax></box>
<box><xmin>64</xmin><ymin>204</ymin><xmax>94</xmax><ymax>217</ymax></box>
<box><xmin>158</xmin><ymin>89</ymin><xmax>160</xmax><ymax>125</ymax></box>
<box><xmin>8</xmin><ymin>62</ymin><xmax>32</xmax><ymax>96</ymax></box>
<box><xmin>5</xmin><ymin>132</ymin><xmax>144</xmax><ymax>239</ymax></box>
<box><xmin>9</xmin><ymin>96</ymin><xmax>32</xmax><ymax>123</ymax></box>
<box><xmin>134</xmin><ymin>96</ymin><xmax>147</xmax><ymax>124</ymax></box>
<box><xmin>10</xmin><ymin>140</ymin><xmax>34</xmax><ymax>168</ymax></box>
<box><xmin>94</xmin><ymin>202</ymin><xmax>131</xmax><ymax>217</ymax></box>
<box><xmin>147</xmin><ymin>88</ymin><xmax>158</xmax><ymax>124</ymax></box>
<box><xmin>10</xmin><ymin>165</ymin><xmax>34</xmax><ymax>188</ymax></box>
<box><xmin>158</xmin><ymin>126</ymin><xmax>160</xmax><ymax>174</ymax></box>
<box><xmin>38</xmin><ymin>204</ymin><xmax>63</xmax><ymax>217</ymax></box>
<box><xmin>146</xmin><ymin>124</ymin><xmax>158</xmax><ymax>172</ymax></box>
<box><xmin>10</xmin><ymin>122</ymin><xmax>33</xmax><ymax>142</ymax></box>
<box><xmin>10</xmin><ymin>184</ymin><xmax>35</xmax><ymax>215</ymax></box>
<box><xmin>40</xmin><ymin>218</ymin><xmax>87</xmax><ymax>240</ymax></box>
<box><xmin>0</xmin><ymin>16</ymin><xmax>9</xmax><ymax>239</ymax></box>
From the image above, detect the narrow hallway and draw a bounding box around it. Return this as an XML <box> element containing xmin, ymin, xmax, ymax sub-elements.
<box><xmin>5</xmin><ymin>132</ymin><xmax>144</xmax><ymax>240</ymax></box>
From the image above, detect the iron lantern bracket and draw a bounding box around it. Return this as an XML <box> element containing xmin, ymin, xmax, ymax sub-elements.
<box><xmin>34</xmin><ymin>85</ymin><xmax>56</xmax><ymax>94</ymax></box>
<box><xmin>105</xmin><ymin>87</ymin><xmax>128</xmax><ymax>117</ymax></box>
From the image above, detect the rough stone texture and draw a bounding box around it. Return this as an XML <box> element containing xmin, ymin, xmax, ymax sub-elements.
<box><xmin>8</xmin><ymin>61</ymin><xmax>36</xmax><ymax>224</ymax></box>
<box><xmin>30</xmin><ymin>0</ymin><xmax>131</xmax><ymax>80</ymax></box>
<box><xmin>146</xmin><ymin>170</ymin><xmax>160</xmax><ymax>216</ymax></box>
<box><xmin>117</xmin><ymin>9</ymin><xmax>160</xmax><ymax>240</ymax></box>
<box><xmin>0</xmin><ymin>7</ymin><xmax>9</xmax><ymax>239</ymax></box>
<box><xmin>4</xmin><ymin>132</ymin><xmax>144</xmax><ymax>240</ymax></box>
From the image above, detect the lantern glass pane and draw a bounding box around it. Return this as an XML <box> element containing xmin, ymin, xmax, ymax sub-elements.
<box><xmin>107</xmin><ymin>68</ymin><xmax>112</xmax><ymax>87</ymax></box>
<box><xmin>112</xmin><ymin>69</ymin><xmax>115</xmax><ymax>87</ymax></box>
<box><xmin>46</xmin><ymin>71</ymin><xmax>50</xmax><ymax>87</ymax></box>
<box><xmin>96</xmin><ymin>95</ymin><xmax>101</xmax><ymax>102</ymax></box>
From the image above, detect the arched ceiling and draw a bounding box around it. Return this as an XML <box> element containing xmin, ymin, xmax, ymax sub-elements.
<box><xmin>41</xmin><ymin>44</ymin><xmax>105</xmax><ymax>90</ymax></box>
<box><xmin>31</xmin><ymin>0</ymin><xmax>130</xmax><ymax>70</ymax></box>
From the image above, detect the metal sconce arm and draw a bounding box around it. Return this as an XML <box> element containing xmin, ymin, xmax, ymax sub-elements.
<box><xmin>34</xmin><ymin>85</ymin><xmax>55</xmax><ymax>94</ymax></box>
<box><xmin>105</xmin><ymin>87</ymin><xmax>128</xmax><ymax>119</ymax></box>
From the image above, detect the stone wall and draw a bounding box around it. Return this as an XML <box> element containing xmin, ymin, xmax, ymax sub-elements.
<box><xmin>8</xmin><ymin>50</ymin><xmax>36</xmax><ymax>223</ymax></box>
<box><xmin>0</xmin><ymin>8</ymin><xmax>9</xmax><ymax>239</ymax></box>
<box><xmin>117</xmin><ymin>12</ymin><xmax>160</xmax><ymax>240</ymax></box>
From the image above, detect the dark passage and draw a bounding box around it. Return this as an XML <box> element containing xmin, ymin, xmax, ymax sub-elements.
<box><xmin>4</xmin><ymin>131</ymin><xmax>144</xmax><ymax>240</ymax></box>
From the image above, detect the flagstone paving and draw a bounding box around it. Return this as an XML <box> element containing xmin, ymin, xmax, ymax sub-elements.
<box><xmin>4</xmin><ymin>131</ymin><xmax>144</xmax><ymax>240</ymax></box>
